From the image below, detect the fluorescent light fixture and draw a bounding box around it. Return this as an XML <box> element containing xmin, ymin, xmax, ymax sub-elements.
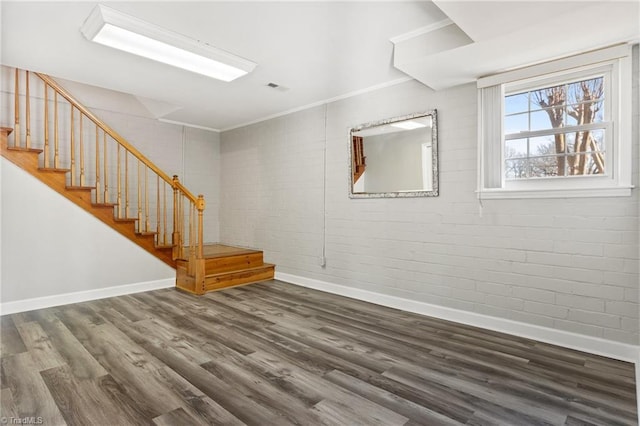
<box><xmin>390</xmin><ymin>120</ymin><xmax>427</xmax><ymax>130</ymax></box>
<box><xmin>80</xmin><ymin>5</ymin><xmax>256</xmax><ymax>82</ymax></box>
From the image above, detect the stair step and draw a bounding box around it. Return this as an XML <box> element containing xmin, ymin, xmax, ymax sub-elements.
<box><xmin>201</xmin><ymin>244</ymin><xmax>262</xmax><ymax>259</ymax></box>
<box><xmin>66</xmin><ymin>186</ymin><xmax>95</xmax><ymax>191</ymax></box>
<box><xmin>136</xmin><ymin>231</ymin><xmax>157</xmax><ymax>236</ymax></box>
<box><xmin>203</xmin><ymin>264</ymin><xmax>275</xmax><ymax>292</ymax></box>
<box><xmin>39</xmin><ymin>167</ymin><xmax>70</xmax><ymax>173</ymax></box>
<box><xmin>114</xmin><ymin>217</ymin><xmax>138</xmax><ymax>223</ymax></box>
<box><xmin>8</xmin><ymin>146</ymin><xmax>43</xmax><ymax>154</ymax></box>
<box><xmin>204</xmin><ymin>251</ymin><xmax>264</xmax><ymax>275</ymax></box>
<box><xmin>92</xmin><ymin>203</ymin><xmax>117</xmax><ymax>208</ymax></box>
<box><xmin>205</xmin><ymin>264</ymin><xmax>274</xmax><ymax>279</ymax></box>
<box><xmin>155</xmin><ymin>244</ymin><xmax>173</xmax><ymax>250</ymax></box>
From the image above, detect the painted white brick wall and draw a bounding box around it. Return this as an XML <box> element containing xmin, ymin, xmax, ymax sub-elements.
<box><xmin>221</xmin><ymin>56</ymin><xmax>639</xmax><ymax>344</ymax></box>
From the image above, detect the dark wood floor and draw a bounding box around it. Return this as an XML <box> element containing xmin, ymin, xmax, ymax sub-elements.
<box><xmin>1</xmin><ymin>280</ymin><xmax>636</xmax><ymax>425</ymax></box>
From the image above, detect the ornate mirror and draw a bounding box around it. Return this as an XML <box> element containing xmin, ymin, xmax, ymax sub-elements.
<box><xmin>349</xmin><ymin>110</ymin><xmax>438</xmax><ymax>198</ymax></box>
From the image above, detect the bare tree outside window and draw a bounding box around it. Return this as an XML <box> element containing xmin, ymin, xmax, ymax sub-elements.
<box><xmin>504</xmin><ymin>76</ymin><xmax>606</xmax><ymax>179</ymax></box>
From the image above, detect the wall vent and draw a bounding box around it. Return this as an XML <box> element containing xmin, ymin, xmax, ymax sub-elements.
<box><xmin>266</xmin><ymin>82</ymin><xmax>290</xmax><ymax>92</ymax></box>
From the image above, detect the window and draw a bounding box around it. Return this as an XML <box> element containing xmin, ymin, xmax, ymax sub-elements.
<box><xmin>478</xmin><ymin>44</ymin><xmax>633</xmax><ymax>199</ymax></box>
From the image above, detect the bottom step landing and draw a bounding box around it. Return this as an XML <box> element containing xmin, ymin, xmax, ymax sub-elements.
<box><xmin>176</xmin><ymin>244</ymin><xmax>275</xmax><ymax>295</ymax></box>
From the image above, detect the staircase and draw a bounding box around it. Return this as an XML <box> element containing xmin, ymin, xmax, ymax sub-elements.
<box><xmin>1</xmin><ymin>68</ymin><xmax>274</xmax><ymax>294</ymax></box>
<box><xmin>176</xmin><ymin>245</ymin><xmax>275</xmax><ymax>294</ymax></box>
<box><xmin>352</xmin><ymin>135</ymin><xmax>366</xmax><ymax>183</ymax></box>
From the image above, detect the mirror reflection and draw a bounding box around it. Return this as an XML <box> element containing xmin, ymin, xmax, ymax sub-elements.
<box><xmin>350</xmin><ymin>110</ymin><xmax>438</xmax><ymax>198</ymax></box>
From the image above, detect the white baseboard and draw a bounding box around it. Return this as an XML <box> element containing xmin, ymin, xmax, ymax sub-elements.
<box><xmin>0</xmin><ymin>278</ymin><xmax>175</xmax><ymax>315</ymax></box>
<box><xmin>276</xmin><ymin>272</ymin><xmax>640</xmax><ymax>363</ymax></box>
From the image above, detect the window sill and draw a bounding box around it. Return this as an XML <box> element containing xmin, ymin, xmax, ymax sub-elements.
<box><xmin>477</xmin><ymin>186</ymin><xmax>633</xmax><ymax>199</ymax></box>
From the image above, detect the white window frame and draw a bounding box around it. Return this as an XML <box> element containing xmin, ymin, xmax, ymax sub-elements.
<box><xmin>477</xmin><ymin>44</ymin><xmax>633</xmax><ymax>199</ymax></box>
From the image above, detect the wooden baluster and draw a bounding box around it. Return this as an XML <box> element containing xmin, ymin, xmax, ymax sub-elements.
<box><xmin>44</xmin><ymin>84</ymin><xmax>50</xmax><ymax>168</ymax></box>
<box><xmin>172</xmin><ymin>176</ymin><xmax>179</xmax><ymax>259</ymax></box>
<box><xmin>125</xmin><ymin>152</ymin><xmax>129</xmax><ymax>217</ymax></box>
<box><xmin>145</xmin><ymin>166</ymin><xmax>150</xmax><ymax>232</ymax></box>
<box><xmin>70</xmin><ymin>107</ymin><xmax>76</xmax><ymax>185</ymax></box>
<box><xmin>137</xmin><ymin>160</ymin><xmax>142</xmax><ymax>230</ymax></box>
<box><xmin>117</xmin><ymin>144</ymin><xmax>122</xmax><ymax>218</ymax></box>
<box><xmin>54</xmin><ymin>92</ymin><xmax>59</xmax><ymax>168</ymax></box>
<box><xmin>79</xmin><ymin>115</ymin><xmax>85</xmax><ymax>186</ymax></box>
<box><xmin>181</xmin><ymin>194</ymin><xmax>186</xmax><ymax>259</ymax></box>
<box><xmin>196</xmin><ymin>195</ymin><xmax>205</xmax><ymax>259</ymax></box>
<box><xmin>14</xmin><ymin>69</ymin><xmax>20</xmax><ymax>147</ymax></box>
<box><xmin>187</xmin><ymin>201</ymin><xmax>194</xmax><ymax>275</ymax></box>
<box><xmin>25</xmin><ymin>71</ymin><xmax>31</xmax><ymax>148</ymax></box>
<box><xmin>163</xmin><ymin>182</ymin><xmax>168</xmax><ymax>245</ymax></box>
<box><xmin>189</xmin><ymin>201</ymin><xmax>195</xmax><ymax>259</ymax></box>
<box><xmin>103</xmin><ymin>132</ymin><xmax>109</xmax><ymax>203</ymax></box>
<box><xmin>156</xmin><ymin>175</ymin><xmax>160</xmax><ymax>243</ymax></box>
<box><xmin>95</xmin><ymin>127</ymin><xmax>101</xmax><ymax>203</ymax></box>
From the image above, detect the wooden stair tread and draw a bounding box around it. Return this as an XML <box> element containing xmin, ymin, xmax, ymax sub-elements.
<box><xmin>66</xmin><ymin>186</ymin><xmax>95</xmax><ymax>191</ymax></box>
<box><xmin>155</xmin><ymin>245</ymin><xmax>173</xmax><ymax>250</ymax></box>
<box><xmin>92</xmin><ymin>203</ymin><xmax>117</xmax><ymax>207</ymax></box>
<box><xmin>136</xmin><ymin>231</ymin><xmax>157</xmax><ymax>236</ymax></box>
<box><xmin>8</xmin><ymin>146</ymin><xmax>43</xmax><ymax>154</ymax></box>
<box><xmin>201</xmin><ymin>244</ymin><xmax>262</xmax><ymax>259</ymax></box>
<box><xmin>175</xmin><ymin>244</ymin><xmax>262</xmax><ymax>261</ymax></box>
<box><xmin>114</xmin><ymin>217</ymin><xmax>138</xmax><ymax>223</ymax></box>
<box><xmin>39</xmin><ymin>167</ymin><xmax>70</xmax><ymax>173</ymax></box>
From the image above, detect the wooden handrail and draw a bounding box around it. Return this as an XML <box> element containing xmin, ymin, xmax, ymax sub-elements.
<box><xmin>13</xmin><ymin>68</ymin><xmax>206</xmax><ymax>261</ymax></box>
<box><xmin>35</xmin><ymin>72</ymin><xmax>176</xmax><ymax>187</ymax></box>
<box><xmin>174</xmin><ymin>180</ymin><xmax>199</xmax><ymax>205</ymax></box>
<box><xmin>36</xmin><ymin>72</ymin><xmax>203</xmax><ymax>206</ymax></box>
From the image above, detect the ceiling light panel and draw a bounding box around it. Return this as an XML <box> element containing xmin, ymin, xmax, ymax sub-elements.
<box><xmin>80</xmin><ymin>5</ymin><xmax>257</xmax><ymax>82</ymax></box>
<box><xmin>390</xmin><ymin>120</ymin><xmax>427</xmax><ymax>130</ymax></box>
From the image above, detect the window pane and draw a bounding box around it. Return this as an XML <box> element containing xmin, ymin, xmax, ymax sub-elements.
<box><xmin>505</xmin><ymin>159</ymin><xmax>528</xmax><ymax>179</ymax></box>
<box><xmin>501</xmin><ymin>72</ymin><xmax>611</xmax><ymax>183</ymax></box>
<box><xmin>505</xmin><ymin>138</ymin><xmax>527</xmax><ymax>159</ymax></box>
<box><xmin>567</xmin><ymin>77</ymin><xmax>603</xmax><ymax>103</ymax></box>
<box><xmin>529</xmin><ymin>156</ymin><xmax>560</xmax><ymax>177</ymax></box>
<box><xmin>505</xmin><ymin>113</ymin><xmax>528</xmax><ymax>134</ymax></box>
<box><xmin>566</xmin><ymin>100</ymin><xmax>605</xmax><ymax>126</ymax></box>
<box><xmin>530</xmin><ymin>84</ymin><xmax>566</xmax><ymax>111</ymax></box>
<box><xmin>505</xmin><ymin>92</ymin><xmax>529</xmax><ymax>115</ymax></box>
<box><xmin>530</xmin><ymin>109</ymin><xmax>557</xmax><ymax>131</ymax></box>
<box><xmin>529</xmin><ymin>136</ymin><xmax>556</xmax><ymax>156</ymax></box>
<box><xmin>566</xmin><ymin>129</ymin><xmax>606</xmax><ymax>153</ymax></box>
<box><xmin>567</xmin><ymin>153</ymin><xmax>605</xmax><ymax>175</ymax></box>
<box><xmin>566</xmin><ymin>77</ymin><xmax>604</xmax><ymax>126</ymax></box>
<box><xmin>590</xmin><ymin>129</ymin><xmax>605</xmax><ymax>151</ymax></box>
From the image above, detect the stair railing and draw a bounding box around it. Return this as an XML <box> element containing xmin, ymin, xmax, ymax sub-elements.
<box><xmin>9</xmin><ymin>68</ymin><xmax>203</xmax><ymax>263</ymax></box>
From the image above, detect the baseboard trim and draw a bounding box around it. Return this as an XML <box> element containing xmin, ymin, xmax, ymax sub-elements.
<box><xmin>0</xmin><ymin>278</ymin><xmax>175</xmax><ymax>315</ymax></box>
<box><xmin>275</xmin><ymin>272</ymin><xmax>640</xmax><ymax>363</ymax></box>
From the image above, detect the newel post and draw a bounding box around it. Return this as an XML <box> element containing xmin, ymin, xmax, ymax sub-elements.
<box><xmin>192</xmin><ymin>194</ymin><xmax>206</xmax><ymax>295</ymax></box>
<box><xmin>172</xmin><ymin>175</ymin><xmax>181</xmax><ymax>260</ymax></box>
<box><xmin>196</xmin><ymin>195</ymin><xmax>205</xmax><ymax>259</ymax></box>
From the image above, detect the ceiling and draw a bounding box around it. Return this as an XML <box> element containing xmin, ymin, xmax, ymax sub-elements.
<box><xmin>2</xmin><ymin>1</ymin><xmax>638</xmax><ymax>132</ymax></box>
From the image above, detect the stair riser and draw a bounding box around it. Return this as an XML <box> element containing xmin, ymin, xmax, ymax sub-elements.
<box><xmin>203</xmin><ymin>265</ymin><xmax>275</xmax><ymax>292</ymax></box>
<box><xmin>204</xmin><ymin>252</ymin><xmax>264</xmax><ymax>275</ymax></box>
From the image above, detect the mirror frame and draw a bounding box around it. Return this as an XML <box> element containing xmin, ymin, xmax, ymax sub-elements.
<box><xmin>349</xmin><ymin>109</ymin><xmax>438</xmax><ymax>198</ymax></box>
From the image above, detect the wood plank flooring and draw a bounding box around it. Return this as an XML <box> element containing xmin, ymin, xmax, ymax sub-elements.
<box><xmin>1</xmin><ymin>280</ymin><xmax>636</xmax><ymax>425</ymax></box>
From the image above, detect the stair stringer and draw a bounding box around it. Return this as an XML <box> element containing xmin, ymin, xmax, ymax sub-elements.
<box><xmin>0</xmin><ymin>128</ymin><xmax>175</xmax><ymax>267</ymax></box>
<box><xmin>0</xmin><ymin>156</ymin><xmax>175</xmax><ymax>304</ymax></box>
